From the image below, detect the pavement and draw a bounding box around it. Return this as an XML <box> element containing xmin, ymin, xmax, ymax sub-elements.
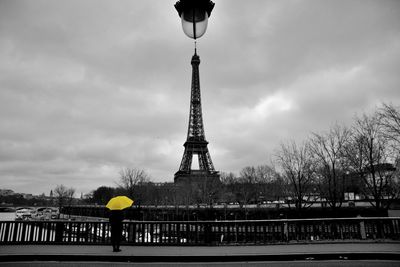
<box><xmin>1</xmin><ymin>242</ymin><xmax>399</xmax><ymax>264</ymax></box>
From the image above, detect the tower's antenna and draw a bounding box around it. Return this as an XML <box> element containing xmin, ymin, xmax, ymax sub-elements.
<box><xmin>194</xmin><ymin>40</ymin><xmax>197</xmax><ymax>55</ymax></box>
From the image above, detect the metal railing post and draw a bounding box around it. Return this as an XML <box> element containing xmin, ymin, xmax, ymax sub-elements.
<box><xmin>283</xmin><ymin>221</ymin><xmax>288</xmax><ymax>242</ymax></box>
<box><xmin>55</xmin><ymin>222</ymin><xmax>64</xmax><ymax>242</ymax></box>
<box><xmin>359</xmin><ymin>219</ymin><xmax>366</xmax><ymax>239</ymax></box>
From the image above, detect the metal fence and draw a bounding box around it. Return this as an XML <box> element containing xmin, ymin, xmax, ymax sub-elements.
<box><xmin>1</xmin><ymin>217</ymin><xmax>399</xmax><ymax>245</ymax></box>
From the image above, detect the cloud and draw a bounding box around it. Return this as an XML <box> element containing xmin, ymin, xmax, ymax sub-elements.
<box><xmin>0</xmin><ymin>0</ymin><xmax>400</xmax><ymax>194</ymax></box>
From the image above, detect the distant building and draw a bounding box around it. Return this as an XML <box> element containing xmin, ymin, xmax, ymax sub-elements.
<box><xmin>344</xmin><ymin>163</ymin><xmax>397</xmax><ymax>201</ymax></box>
<box><xmin>22</xmin><ymin>193</ymin><xmax>34</xmax><ymax>199</ymax></box>
<box><xmin>0</xmin><ymin>189</ymin><xmax>15</xmax><ymax>196</ymax></box>
<box><xmin>363</xmin><ymin>163</ymin><xmax>396</xmax><ymax>186</ymax></box>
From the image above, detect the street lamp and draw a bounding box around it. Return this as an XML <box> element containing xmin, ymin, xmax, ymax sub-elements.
<box><xmin>174</xmin><ymin>0</ymin><xmax>215</xmax><ymax>39</ymax></box>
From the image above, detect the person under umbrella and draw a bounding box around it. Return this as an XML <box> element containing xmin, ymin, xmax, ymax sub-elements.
<box><xmin>106</xmin><ymin>196</ymin><xmax>133</xmax><ymax>252</ymax></box>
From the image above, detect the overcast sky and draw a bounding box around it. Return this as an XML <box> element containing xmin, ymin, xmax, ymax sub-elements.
<box><xmin>1</xmin><ymin>0</ymin><xmax>400</xmax><ymax>195</ymax></box>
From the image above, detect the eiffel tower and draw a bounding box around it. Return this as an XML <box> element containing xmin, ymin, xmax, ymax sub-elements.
<box><xmin>174</xmin><ymin>48</ymin><xmax>220</xmax><ymax>184</ymax></box>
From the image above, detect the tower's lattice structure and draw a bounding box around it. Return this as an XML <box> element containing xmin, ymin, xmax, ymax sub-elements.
<box><xmin>174</xmin><ymin>50</ymin><xmax>219</xmax><ymax>184</ymax></box>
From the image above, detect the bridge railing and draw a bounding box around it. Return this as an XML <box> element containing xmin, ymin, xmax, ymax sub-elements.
<box><xmin>1</xmin><ymin>217</ymin><xmax>399</xmax><ymax>245</ymax></box>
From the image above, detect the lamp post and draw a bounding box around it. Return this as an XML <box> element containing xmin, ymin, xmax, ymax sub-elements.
<box><xmin>174</xmin><ymin>0</ymin><xmax>215</xmax><ymax>40</ymax></box>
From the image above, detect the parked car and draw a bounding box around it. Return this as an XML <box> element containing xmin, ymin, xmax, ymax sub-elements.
<box><xmin>15</xmin><ymin>208</ymin><xmax>35</xmax><ymax>220</ymax></box>
<box><xmin>34</xmin><ymin>207</ymin><xmax>58</xmax><ymax>220</ymax></box>
<box><xmin>50</xmin><ymin>207</ymin><xmax>60</xmax><ymax>219</ymax></box>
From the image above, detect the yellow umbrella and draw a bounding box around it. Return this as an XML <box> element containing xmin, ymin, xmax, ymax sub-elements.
<box><xmin>106</xmin><ymin>196</ymin><xmax>134</xmax><ymax>210</ymax></box>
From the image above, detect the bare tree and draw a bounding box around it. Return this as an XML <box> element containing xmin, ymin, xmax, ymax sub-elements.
<box><xmin>219</xmin><ymin>172</ymin><xmax>238</xmax><ymax>204</ymax></box>
<box><xmin>220</xmin><ymin>167</ymin><xmax>283</xmax><ymax>205</ymax></box>
<box><xmin>240</xmin><ymin>166</ymin><xmax>257</xmax><ymax>184</ymax></box>
<box><xmin>176</xmin><ymin>181</ymin><xmax>195</xmax><ymax>206</ymax></box>
<box><xmin>91</xmin><ymin>186</ymin><xmax>115</xmax><ymax>205</ymax></box>
<box><xmin>53</xmin><ymin>184</ymin><xmax>75</xmax><ymax>218</ymax></box>
<box><xmin>116</xmin><ymin>167</ymin><xmax>150</xmax><ymax>205</ymax></box>
<box><xmin>275</xmin><ymin>140</ymin><xmax>315</xmax><ymax>212</ymax></box>
<box><xmin>378</xmin><ymin>103</ymin><xmax>400</xmax><ymax>148</ymax></box>
<box><xmin>237</xmin><ymin>166</ymin><xmax>258</xmax><ymax>206</ymax></box>
<box><xmin>255</xmin><ymin>164</ymin><xmax>282</xmax><ymax>202</ymax></box>
<box><xmin>346</xmin><ymin>112</ymin><xmax>399</xmax><ymax>209</ymax></box>
<box><xmin>310</xmin><ymin>124</ymin><xmax>352</xmax><ymax>209</ymax></box>
<box><xmin>196</xmin><ymin>175</ymin><xmax>221</xmax><ymax>206</ymax></box>
<box><xmin>255</xmin><ymin>165</ymin><xmax>278</xmax><ymax>184</ymax></box>
<box><xmin>220</xmin><ymin>172</ymin><xmax>236</xmax><ymax>185</ymax></box>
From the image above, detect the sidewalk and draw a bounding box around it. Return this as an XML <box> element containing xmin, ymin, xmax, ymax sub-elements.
<box><xmin>1</xmin><ymin>242</ymin><xmax>399</xmax><ymax>263</ymax></box>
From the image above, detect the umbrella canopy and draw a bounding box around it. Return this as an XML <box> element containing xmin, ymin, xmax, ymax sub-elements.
<box><xmin>106</xmin><ymin>196</ymin><xmax>134</xmax><ymax>210</ymax></box>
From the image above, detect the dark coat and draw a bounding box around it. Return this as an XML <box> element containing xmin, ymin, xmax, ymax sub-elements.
<box><xmin>109</xmin><ymin>210</ymin><xmax>124</xmax><ymax>226</ymax></box>
<box><xmin>109</xmin><ymin>210</ymin><xmax>124</xmax><ymax>249</ymax></box>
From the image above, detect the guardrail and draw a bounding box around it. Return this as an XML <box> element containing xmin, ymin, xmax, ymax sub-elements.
<box><xmin>1</xmin><ymin>217</ymin><xmax>399</xmax><ymax>245</ymax></box>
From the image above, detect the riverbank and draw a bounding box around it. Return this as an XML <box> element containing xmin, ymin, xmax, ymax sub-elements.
<box><xmin>59</xmin><ymin>213</ymin><xmax>107</xmax><ymax>221</ymax></box>
<box><xmin>0</xmin><ymin>212</ymin><xmax>15</xmax><ymax>221</ymax></box>
<box><xmin>0</xmin><ymin>212</ymin><xmax>107</xmax><ymax>222</ymax></box>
